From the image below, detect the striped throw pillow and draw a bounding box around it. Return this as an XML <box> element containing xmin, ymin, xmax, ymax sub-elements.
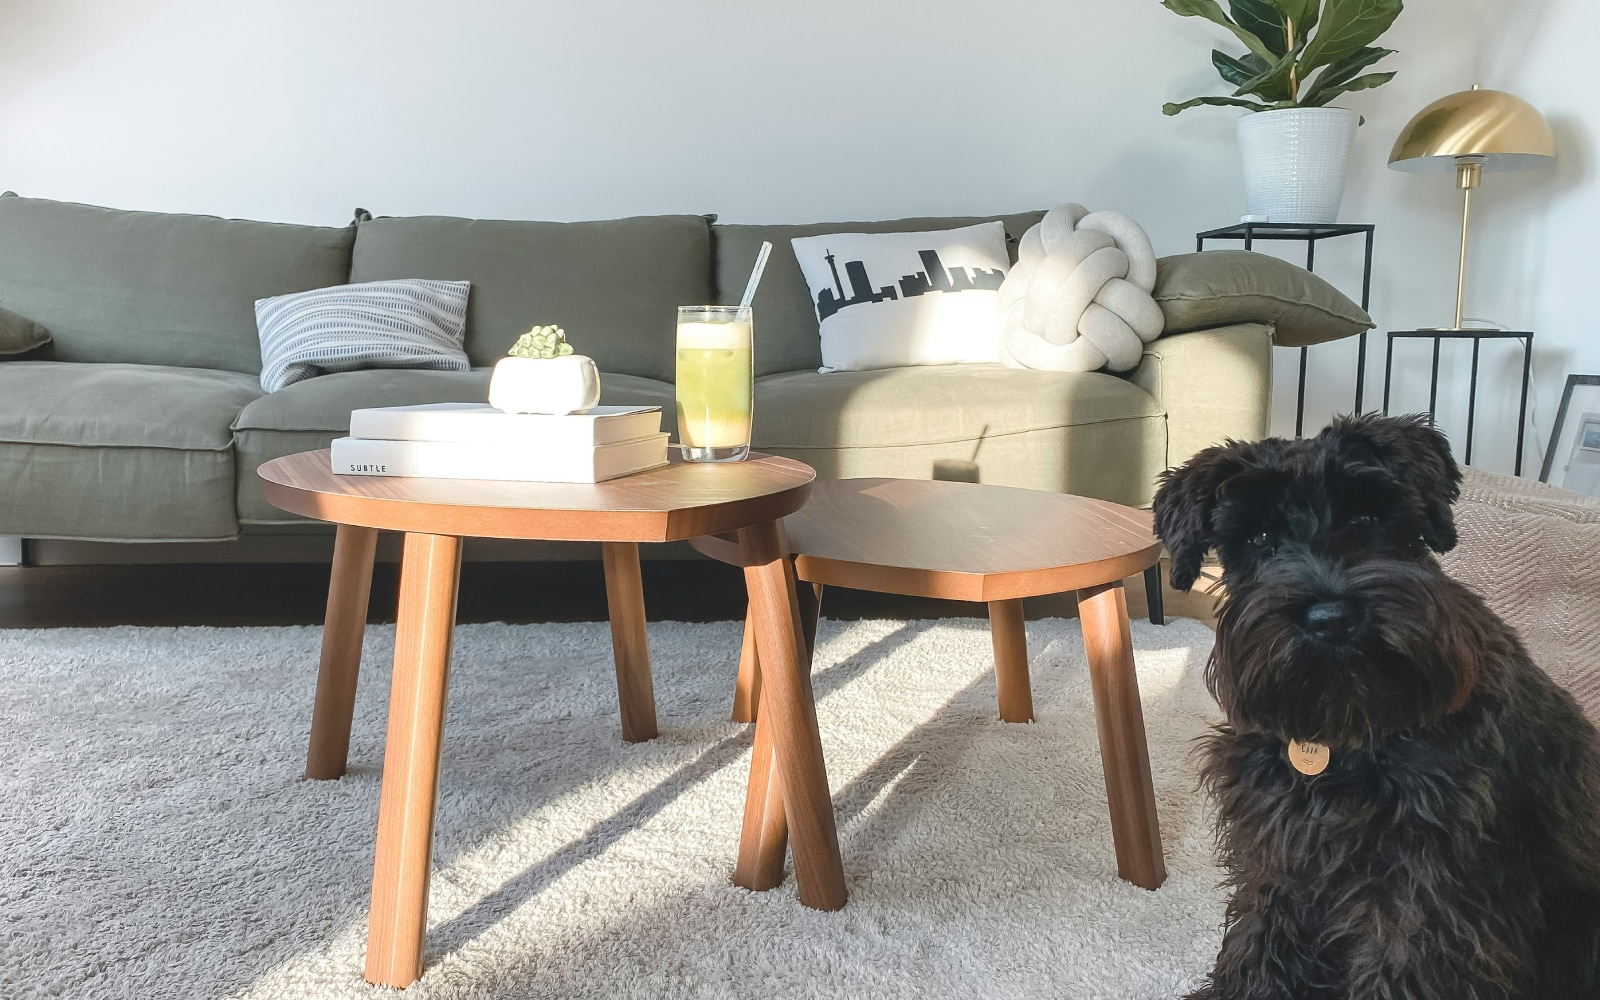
<box><xmin>255</xmin><ymin>278</ymin><xmax>472</xmax><ymax>392</ymax></box>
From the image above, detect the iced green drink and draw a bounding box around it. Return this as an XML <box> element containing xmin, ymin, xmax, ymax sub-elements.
<box><xmin>676</xmin><ymin>306</ymin><xmax>753</xmax><ymax>462</ymax></box>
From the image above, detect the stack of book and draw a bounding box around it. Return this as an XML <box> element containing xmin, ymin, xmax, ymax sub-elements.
<box><xmin>330</xmin><ymin>403</ymin><xmax>669</xmax><ymax>483</ymax></box>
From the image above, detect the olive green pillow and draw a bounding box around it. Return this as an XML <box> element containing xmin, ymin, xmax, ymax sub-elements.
<box><xmin>0</xmin><ymin>305</ymin><xmax>50</xmax><ymax>355</ymax></box>
<box><xmin>1154</xmin><ymin>250</ymin><xmax>1373</xmax><ymax>348</ymax></box>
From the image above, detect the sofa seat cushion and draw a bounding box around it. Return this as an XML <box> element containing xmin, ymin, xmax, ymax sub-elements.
<box><xmin>0</xmin><ymin>362</ymin><xmax>261</xmax><ymax>540</ymax></box>
<box><xmin>233</xmin><ymin>368</ymin><xmax>675</xmax><ymax>522</ymax></box>
<box><xmin>752</xmin><ymin>364</ymin><xmax>1166</xmax><ymax>507</ymax></box>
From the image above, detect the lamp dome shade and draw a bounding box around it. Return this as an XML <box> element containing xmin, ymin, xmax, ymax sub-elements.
<box><xmin>1389</xmin><ymin>87</ymin><xmax>1556</xmax><ymax>173</ymax></box>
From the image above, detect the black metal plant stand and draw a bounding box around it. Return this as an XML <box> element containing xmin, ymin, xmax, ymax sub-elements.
<box><xmin>1196</xmin><ymin>222</ymin><xmax>1376</xmax><ymax>437</ymax></box>
<box><xmin>1381</xmin><ymin>329</ymin><xmax>1534</xmax><ymax>475</ymax></box>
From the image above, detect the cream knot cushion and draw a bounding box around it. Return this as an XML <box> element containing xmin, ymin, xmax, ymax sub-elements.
<box><xmin>996</xmin><ymin>203</ymin><xmax>1163</xmax><ymax>373</ymax></box>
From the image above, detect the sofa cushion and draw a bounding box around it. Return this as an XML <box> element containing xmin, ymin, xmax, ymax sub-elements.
<box><xmin>348</xmin><ymin>214</ymin><xmax>713</xmax><ymax>381</ymax></box>
<box><xmin>1154</xmin><ymin>250</ymin><xmax>1374</xmax><ymax>347</ymax></box>
<box><xmin>0</xmin><ymin>194</ymin><xmax>355</xmax><ymax>374</ymax></box>
<box><xmin>0</xmin><ymin>362</ymin><xmax>261</xmax><ymax>540</ymax></box>
<box><xmin>714</xmin><ymin>211</ymin><xmax>1046</xmax><ymax>377</ymax></box>
<box><xmin>751</xmin><ymin>364</ymin><xmax>1166</xmax><ymax>507</ymax></box>
<box><xmin>233</xmin><ymin>368</ymin><xmax>675</xmax><ymax>522</ymax></box>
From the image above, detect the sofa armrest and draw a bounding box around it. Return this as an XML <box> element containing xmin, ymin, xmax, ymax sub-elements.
<box><xmin>1131</xmin><ymin>322</ymin><xmax>1273</xmax><ymax>470</ymax></box>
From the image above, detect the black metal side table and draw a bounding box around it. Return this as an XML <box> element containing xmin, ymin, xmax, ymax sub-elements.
<box><xmin>1196</xmin><ymin>222</ymin><xmax>1376</xmax><ymax>437</ymax></box>
<box><xmin>1381</xmin><ymin>329</ymin><xmax>1534</xmax><ymax>475</ymax></box>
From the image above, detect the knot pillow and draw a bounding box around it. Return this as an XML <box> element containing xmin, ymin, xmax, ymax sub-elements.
<box><xmin>996</xmin><ymin>204</ymin><xmax>1163</xmax><ymax>373</ymax></box>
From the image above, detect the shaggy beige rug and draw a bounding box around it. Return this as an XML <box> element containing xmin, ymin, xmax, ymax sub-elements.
<box><xmin>1441</xmin><ymin>467</ymin><xmax>1600</xmax><ymax>721</ymax></box>
<box><xmin>0</xmin><ymin>617</ymin><xmax>1226</xmax><ymax>999</ymax></box>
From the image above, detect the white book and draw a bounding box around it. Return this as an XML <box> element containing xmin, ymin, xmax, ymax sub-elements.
<box><xmin>330</xmin><ymin>433</ymin><xmax>669</xmax><ymax>484</ymax></box>
<box><xmin>348</xmin><ymin>402</ymin><xmax>663</xmax><ymax>448</ymax></box>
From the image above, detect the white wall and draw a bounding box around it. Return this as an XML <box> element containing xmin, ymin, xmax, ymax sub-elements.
<box><xmin>1</xmin><ymin>0</ymin><xmax>1592</xmax><ymax>475</ymax></box>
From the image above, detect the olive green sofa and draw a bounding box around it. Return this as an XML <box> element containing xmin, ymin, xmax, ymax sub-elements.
<box><xmin>0</xmin><ymin>194</ymin><xmax>1369</xmax><ymax>558</ymax></box>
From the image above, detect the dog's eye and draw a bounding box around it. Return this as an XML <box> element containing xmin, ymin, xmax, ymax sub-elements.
<box><xmin>1349</xmin><ymin>515</ymin><xmax>1378</xmax><ymax>530</ymax></box>
<box><xmin>1248</xmin><ymin>531</ymin><xmax>1273</xmax><ymax>549</ymax></box>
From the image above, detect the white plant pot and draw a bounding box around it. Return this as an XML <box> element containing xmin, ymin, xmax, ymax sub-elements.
<box><xmin>488</xmin><ymin>355</ymin><xmax>601</xmax><ymax>414</ymax></box>
<box><xmin>1237</xmin><ymin>107</ymin><xmax>1359</xmax><ymax>224</ymax></box>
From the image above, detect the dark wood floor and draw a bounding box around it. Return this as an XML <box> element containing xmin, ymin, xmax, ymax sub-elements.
<box><xmin>0</xmin><ymin>559</ymin><xmax>1218</xmax><ymax>630</ymax></box>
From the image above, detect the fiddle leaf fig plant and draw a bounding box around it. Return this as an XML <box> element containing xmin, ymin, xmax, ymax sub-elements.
<box><xmin>1161</xmin><ymin>0</ymin><xmax>1403</xmax><ymax>116</ymax></box>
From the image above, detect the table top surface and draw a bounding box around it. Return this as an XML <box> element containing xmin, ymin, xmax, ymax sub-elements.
<box><xmin>257</xmin><ymin>448</ymin><xmax>815</xmax><ymax>543</ymax></box>
<box><xmin>691</xmin><ymin>478</ymin><xmax>1161</xmax><ymax>603</ymax></box>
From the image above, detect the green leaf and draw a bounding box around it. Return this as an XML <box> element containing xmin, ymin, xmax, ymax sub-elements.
<box><xmin>1299</xmin><ymin>71</ymin><xmax>1397</xmax><ymax>106</ymax></box>
<box><xmin>1161</xmin><ymin>0</ymin><xmax>1277</xmax><ymax>62</ymax></box>
<box><xmin>1265</xmin><ymin>0</ymin><xmax>1319</xmax><ymax>37</ymax></box>
<box><xmin>1229</xmin><ymin>0</ymin><xmax>1286</xmax><ymax>56</ymax></box>
<box><xmin>1212</xmin><ymin>49</ymin><xmax>1270</xmax><ymax>87</ymax></box>
<box><xmin>1163</xmin><ymin>95</ymin><xmax>1277</xmax><ymax>115</ymax></box>
<box><xmin>1299</xmin><ymin>45</ymin><xmax>1395</xmax><ymax>104</ymax></box>
<box><xmin>1231</xmin><ymin>35</ymin><xmax>1305</xmax><ymax>102</ymax></box>
<box><xmin>1299</xmin><ymin>0</ymin><xmax>1403</xmax><ymax>76</ymax></box>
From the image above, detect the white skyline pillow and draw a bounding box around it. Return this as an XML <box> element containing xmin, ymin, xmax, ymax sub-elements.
<box><xmin>791</xmin><ymin>222</ymin><xmax>1010</xmax><ymax>373</ymax></box>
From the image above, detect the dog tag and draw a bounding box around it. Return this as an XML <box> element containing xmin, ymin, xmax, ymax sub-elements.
<box><xmin>1287</xmin><ymin>739</ymin><xmax>1329</xmax><ymax>776</ymax></box>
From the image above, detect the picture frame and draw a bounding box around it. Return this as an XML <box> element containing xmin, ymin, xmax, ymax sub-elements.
<box><xmin>1539</xmin><ymin>374</ymin><xmax>1600</xmax><ymax>498</ymax></box>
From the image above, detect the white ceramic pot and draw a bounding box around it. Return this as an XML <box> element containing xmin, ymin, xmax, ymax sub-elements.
<box><xmin>488</xmin><ymin>355</ymin><xmax>601</xmax><ymax>414</ymax></box>
<box><xmin>1237</xmin><ymin>107</ymin><xmax>1359</xmax><ymax>224</ymax></box>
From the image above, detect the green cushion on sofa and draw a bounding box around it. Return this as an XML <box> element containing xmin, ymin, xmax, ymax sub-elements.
<box><xmin>1154</xmin><ymin>250</ymin><xmax>1374</xmax><ymax>348</ymax></box>
<box><xmin>348</xmin><ymin>214</ymin><xmax>714</xmax><ymax>382</ymax></box>
<box><xmin>714</xmin><ymin>212</ymin><xmax>1047</xmax><ymax>377</ymax></box>
<box><xmin>0</xmin><ymin>194</ymin><xmax>356</xmax><ymax>374</ymax></box>
<box><xmin>752</xmin><ymin>363</ymin><xmax>1165</xmax><ymax>507</ymax></box>
<box><xmin>0</xmin><ymin>362</ymin><xmax>261</xmax><ymax>539</ymax></box>
<box><xmin>0</xmin><ymin>305</ymin><xmax>50</xmax><ymax>355</ymax></box>
<box><xmin>231</xmin><ymin>367</ymin><xmax>676</xmax><ymax>522</ymax></box>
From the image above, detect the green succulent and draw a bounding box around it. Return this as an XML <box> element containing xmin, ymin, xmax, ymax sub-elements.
<box><xmin>1160</xmin><ymin>0</ymin><xmax>1402</xmax><ymax>117</ymax></box>
<box><xmin>508</xmin><ymin>325</ymin><xmax>576</xmax><ymax>359</ymax></box>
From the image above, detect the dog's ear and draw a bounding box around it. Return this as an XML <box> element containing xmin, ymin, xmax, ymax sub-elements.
<box><xmin>1153</xmin><ymin>443</ymin><xmax>1252</xmax><ymax>591</ymax></box>
<box><xmin>1327</xmin><ymin>413</ymin><xmax>1463</xmax><ymax>552</ymax></box>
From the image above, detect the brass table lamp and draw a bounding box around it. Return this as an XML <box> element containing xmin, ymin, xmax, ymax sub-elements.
<box><xmin>1389</xmin><ymin>85</ymin><xmax>1556</xmax><ymax>329</ymax></box>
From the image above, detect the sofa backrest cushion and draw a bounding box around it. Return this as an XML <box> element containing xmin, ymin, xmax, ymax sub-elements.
<box><xmin>714</xmin><ymin>211</ymin><xmax>1045</xmax><ymax>377</ymax></box>
<box><xmin>0</xmin><ymin>194</ymin><xmax>355</xmax><ymax>374</ymax></box>
<box><xmin>348</xmin><ymin>214</ymin><xmax>714</xmax><ymax>382</ymax></box>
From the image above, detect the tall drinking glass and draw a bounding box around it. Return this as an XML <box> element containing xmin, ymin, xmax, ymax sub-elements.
<box><xmin>676</xmin><ymin>305</ymin><xmax>753</xmax><ymax>462</ymax></box>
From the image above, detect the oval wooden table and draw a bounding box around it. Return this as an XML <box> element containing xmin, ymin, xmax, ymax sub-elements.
<box><xmin>691</xmin><ymin>477</ymin><xmax>1168</xmax><ymax>891</ymax></box>
<box><xmin>258</xmin><ymin>449</ymin><xmax>846</xmax><ymax>989</ymax></box>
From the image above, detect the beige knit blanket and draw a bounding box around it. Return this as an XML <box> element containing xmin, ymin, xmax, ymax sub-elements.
<box><xmin>1440</xmin><ymin>467</ymin><xmax>1600</xmax><ymax>721</ymax></box>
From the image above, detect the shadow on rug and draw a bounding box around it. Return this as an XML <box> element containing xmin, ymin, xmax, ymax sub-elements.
<box><xmin>0</xmin><ymin>617</ymin><xmax>1224</xmax><ymax>999</ymax></box>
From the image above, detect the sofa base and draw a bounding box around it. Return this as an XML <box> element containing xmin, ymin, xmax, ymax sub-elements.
<box><xmin>19</xmin><ymin>533</ymin><xmax>705</xmax><ymax>566</ymax></box>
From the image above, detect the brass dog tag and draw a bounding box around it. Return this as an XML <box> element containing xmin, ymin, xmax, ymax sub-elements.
<box><xmin>1287</xmin><ymin>739</ymin><xmax>1330</xmax><ymax>776</ymax></box>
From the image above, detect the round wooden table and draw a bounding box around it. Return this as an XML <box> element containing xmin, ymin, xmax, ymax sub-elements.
<box><xmin>258</xmin><ymin>449</ymin><xmax>845</xmax><ymax>989</ymax></box>
<box><xmin>690</xmin><ymin>477</ymin><xmax>1168</xmax><ymax>891</ymax></box>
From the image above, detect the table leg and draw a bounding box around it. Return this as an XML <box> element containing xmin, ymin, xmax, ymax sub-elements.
<box><xmin>732</xmin><ymin>578</ymin><xmax>821</xmax><ymax>724</ymax></box>
<box><xmin>732</xmin><ymin>603</ymin><xmax>761</xmax><ymax>724</ymax></box>
<box><xmin>988</xmin><ymin>598</ymin><xmax>1033</xmax><ymax>723</ymax></box>
<box><xmin>1077</xmin><ymin>580</ymin><xmax>1166</xmax><ymax>891</ymax></box>
<box><xmin>735</xmin><ymin>704</ymin><xmax>788</xmax><ymax>890</ymax></box>
<box><xmin>306</xmin><ymin>523</ymin><xmax>379</xmax><ymax>780</ymax></box>
<box><xmin>365</xmin><ymin>532</ymin><xmax>462</xmax><ymax>989</ymax></box>
<box><xmin>1143</xmin><ymin>564</ymin><xmax>1165</xmax><ymax>627</ymax></box>
<box><xmin>602</xmin><ymin>541</ymin><xmax>657</xmax><ymax>743</ymax></box>
<box><xmin>734</xmin><ymin>521</ymin><xmax>845</xmax><ymax>910</ymax></box>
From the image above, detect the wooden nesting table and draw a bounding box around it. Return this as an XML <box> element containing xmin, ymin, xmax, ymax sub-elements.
<box><xmin>258</xmin><ymin>449</ymin><xmax>844</xmax><ymax>989</ymax></box>
<box><xmin>691</xmin><ymin>477</ymin><xmax>1168</xmax><ymax>891</ymax></box>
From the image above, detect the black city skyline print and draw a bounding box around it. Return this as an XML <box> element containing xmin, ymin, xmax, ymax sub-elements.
<box><xmin>816</xmin><ymin>248</ymin><xmax>1005</xmax><ymax>321</ymax></box>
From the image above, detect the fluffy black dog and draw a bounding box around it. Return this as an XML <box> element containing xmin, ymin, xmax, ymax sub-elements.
<box><xmin>1153</xmin><ymin>414</ymin><xmax>1600</xmax><ymax>1000</ymax></box>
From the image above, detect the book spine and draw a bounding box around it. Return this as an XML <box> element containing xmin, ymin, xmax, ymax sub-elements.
<box><xmin>329</xmin><ymin>436</ymin><xmax>666</xmax><ymax>483</ymax></box>
<box><xmin>347</xmin><ymin>409</ymin><xmax>662</xmax><ymax>447</ymax></box>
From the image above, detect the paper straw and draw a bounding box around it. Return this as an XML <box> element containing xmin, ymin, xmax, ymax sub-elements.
<box><xmin>737</xmin><ymin>241</ymin><xmax>773</xmax><ymax>311</ymax></box>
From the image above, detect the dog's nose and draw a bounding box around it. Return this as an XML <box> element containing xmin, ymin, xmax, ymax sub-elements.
<box><xmin>1305</xmin><ymin>600</ymin><xmax>1352</xmax><ymax>634</ymax></box>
